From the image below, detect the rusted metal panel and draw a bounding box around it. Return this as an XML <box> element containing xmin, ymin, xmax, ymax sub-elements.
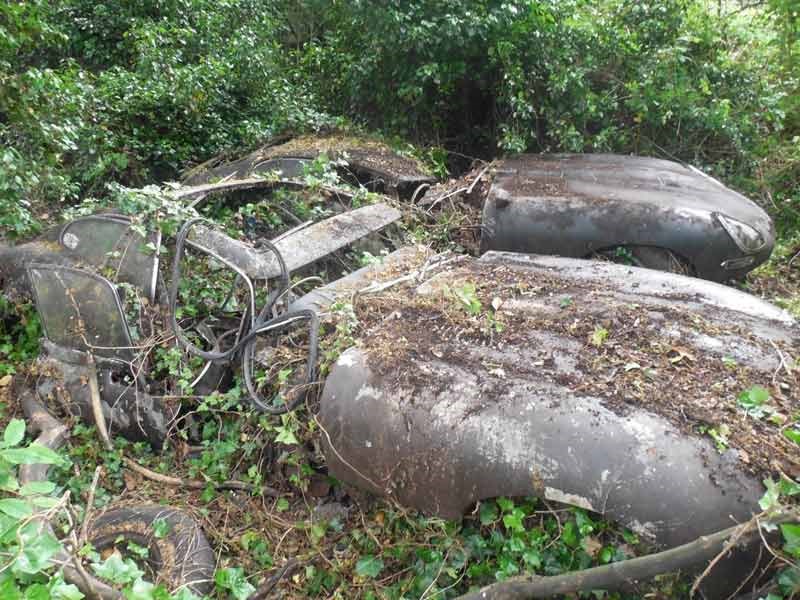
<box><xmin>189</xmin><ymin>203</ymin><xmax>402</xmax><ymax>279</ymax></box>
<box><xmin>319</xmin><ymin>251</ymin><xmax>798</xmax><ymax>598</ymax></box>
<box><xmin>481</xmin><ymin>154</ymin><xmax>774</xmax><ymax>281</ymax></box>
<box><xmin>60</xmin><ymin>215</ymin><xmax>160</xmax><ymax>301</ymax></box>
<box><xmin>289</xmin><ymin>246</ymin><xmax>427</xmax><ymax>313</ymax></box>
<box><xmin>181</xmin><ymin>136</ymin><xmax>436</xmax><ymax>197</ymax></box>
<box><xmin>27</xmin><ymin>264</ymin><xmax>135</xmax><ymax>364</ymax></box>
<box><xmin>0</xmin><ymin>215</ymin><xmax>159</xmax><ymax>301</ymax></box>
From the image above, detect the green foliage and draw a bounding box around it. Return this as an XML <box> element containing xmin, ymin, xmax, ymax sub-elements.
<box><xmin>0</xmin><ymin>299</ymin><xmax>42</xmax><ymax>376</ymax></box>
<box><xmin>315</xmin><ymin>497</ymin><xmax>654</xmax><ymax>599</ymax></box>
<box><xmin>453</xmin><ymin>283</ymin><xmax>482</xmax><ymax>316</ymax></box>
<box><xmin>293</xmin><ymin>0</ymin><xmax>789</xmax><ymax>169</ymax></box>
<box><xmin>215</xmin><ymin>567</ymin><xmax>255</xmax><ymax>600</ymax></box>
<box><xmin>2</xmin><ymin>0</ymin><xmax>799</xmax><ymax>242</ymax></box>
<box><xmin>0</xmin><ymin>0</ymin><xmax>332</xmax><ymax>237</ymax></box>
<box><xmin>758</xmin><ymin>476</ymin><xmax>800</xmax><ymax>599</ymax></box>
<box><xmin>0</xmin><ymin>420</ymin><xmax>68</xmax><ymax>595</ymax></box>
<box><xmin>737</xmin><ymin>384</ymin><xmax>775</xmax><ymax>418</ymax></box>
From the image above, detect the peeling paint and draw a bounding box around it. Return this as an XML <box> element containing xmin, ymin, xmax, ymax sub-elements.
<box><xmin>337</xmin><ymin>350</ymin><xmax>359</xmax><ymax>368</ymax></box>
<box><xmin>544</xmin><ymin>486</ymin><xmax>596</xmax><ymax>511</ymax></box>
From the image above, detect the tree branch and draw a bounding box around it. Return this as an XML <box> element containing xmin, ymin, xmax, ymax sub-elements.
<box><xmin>453</xmin><ymin>511</ymin><xmax>798</xmax><ymax>600</ymax></box>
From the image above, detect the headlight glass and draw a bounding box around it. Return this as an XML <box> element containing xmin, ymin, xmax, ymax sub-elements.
<box><xmin>716</xmin><ymin>214</ymin><xmax>765</xmax><ymax>254</ymax></box>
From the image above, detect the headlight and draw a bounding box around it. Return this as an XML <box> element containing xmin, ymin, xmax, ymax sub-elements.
<box><xmin>716</xmin><ymin>214</ymin><xmax>766</xmax><ymax>254</ymax></box>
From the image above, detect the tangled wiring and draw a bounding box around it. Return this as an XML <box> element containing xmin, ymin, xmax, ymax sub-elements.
<box><xmin>168</xmin><ymin>217</ymin><xmax>319</xmax><ymax>414</ymax></box>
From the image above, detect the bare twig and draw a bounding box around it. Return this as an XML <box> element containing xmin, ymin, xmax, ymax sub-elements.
<box><xmin>768</xmin><ymin>339</ymin><xmax>795</xmax><ymax>382</ymax></box>
<box><xmin>122</xmin><ymin>457</ymin><xmax>276</xmax><ymax>495</ymax></box>
<box><xmin>313</xmin><ymin>415</ymin><xmax>383</xmax><ymax>491</ymax></box>
<box><xmin>425</xmin><ymin>186</ymin><xmax>469</xmax><ymax>213</ymax></box>
<box><xmin>248</xmin><ymin>558</ymin><xmax>302</xmax><ymax>600</ymax></box>
<box><xmin>79</xmin><ymin>466</ymin><xmax>103</xmax><ymax>548</ymax></box>
<box><xmin>689</xmin><ymin>515</ymin><xmax>755</xmax><ymax>596</ymax></box>
<box><xmin>86</xmin><ymin>354</ymin><xmax>113</xmax><ymax>451</ymax></box>
<box><xmin>466</xmin><ymin>163</ymin><xmax>492</xmax><ymax>196</ymax></box>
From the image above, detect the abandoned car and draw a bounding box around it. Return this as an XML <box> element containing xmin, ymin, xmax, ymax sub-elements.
<box><xmin>306</xmin><ymin>247</ymin><xmax>798</xmax><ymax>598</ymax></box>
<box><xmin>189</xmin><ymin>138</ymin><xmax>775</xmax><ymax>280</ymax></box>
<box><xmin>481</xmin><ymin>153</ymin><xmax>775</xmax><ymax>281</ymax></box>
<box><xmin>181</xmin><ymin>134</ymin><xmax>437</xmax><ymax>199</ymax></box>
<box><xmin>1</xmin><ymin>139</ymin><xmax>792</xmax><ymax>599</ymax></box>
<box><xmin>0</xmin><ymin>176</ymin><xmax>402</xmax><ymax>445</ymax></box>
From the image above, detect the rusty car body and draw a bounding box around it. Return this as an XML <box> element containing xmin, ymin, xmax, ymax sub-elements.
<box><xmin>182</xmin><ymin>134</ymin><xmax>436</xmax><ymax>198</ymax></box>
<box><xmin>312</xmin><ymin>248</ymin><xmax>797</xmax><ymax>598</ymax></box>
<box><xmin>481</xmin><ymin>154</ymin><xmax>774</xmax><ymax>281</ymax></box>
<box><xmin>182</xmin><ymin>137</ymin><xmax>775</xmax><ymax>280</ymax></box>
<box><xmin>0</xmin><ymin>137</ymin><xmax>790</xmax><ymax>598</ymax></box>
<box><xmin>0</xmin><ymin>178</ymin><xmax>401</xmax><ymax>445</ymax></box>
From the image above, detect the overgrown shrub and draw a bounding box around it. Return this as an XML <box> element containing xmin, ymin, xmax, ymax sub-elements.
<box><xmin>293</xmin><ymin>0</ymin><xmax>788</xmax><ymax>168</ymax></box>
<box><xmin>0</xmin><ymin>0</ymin><xmax>330</xmax><ymax>237</ymax></box>
<box><xmin>1</xmin><ymin>0</ymin><xmax>798</xmax><ymax>237</ymax></box>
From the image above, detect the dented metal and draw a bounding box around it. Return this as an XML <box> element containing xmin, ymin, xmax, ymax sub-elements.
<box><xmin>318</xmin><ymin>251</ymin><xmax>798</xmax><ymax>597</ymax></box>
<box><xmin>181</xmin><ymin>137</ymin><xmax>436</xmax><ymax>198</ymax></box>
<box><xmin>188</xmin><ymin>203</ymin><xmax>401</xmax><ymax>280</ymax></box>
<box><xmin>0</xmin><ymin>214</ymin><xmax>160</xmax><ymax>301</ymax></box>
<box><xmin>481</xmin><ymin>154</ymin><xmax>775</xmax><ymax>281</ymax></box>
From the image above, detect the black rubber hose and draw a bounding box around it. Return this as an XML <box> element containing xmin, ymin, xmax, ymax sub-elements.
<box><xmin>241</xmin><ymin>309</ymin><xmax>319</xmax><ymax>414</ymax></box>
<box><xmin>168</xmin><ymin>217</ymin><xmax>319</xmax><ymax>414</ymax></box>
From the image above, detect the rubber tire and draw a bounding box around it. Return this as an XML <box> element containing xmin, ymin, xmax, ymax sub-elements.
<box><xmin>87</xmin><ymin>505</ymin><xmax>215</xmax><ymax>596</ymax></box>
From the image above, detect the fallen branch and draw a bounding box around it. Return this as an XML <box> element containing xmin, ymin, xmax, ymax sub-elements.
<box><xmin>248</xmin><ymin>558</ymin><xmax>302</xmax><ymax>600</ymax></box>
<box><xmin>122</xmin><ymin>458</ymin><xmax>278</xmax><ymax>496</ymax></box>
<box><xmin>79</xmin><ymin>466</ymin><xmax>103</xmax><ymax>548</ymax></box>
<box><xmin>453</xmin><ymin>510</ymin><xmax>798</xmax><ymax>600</ymax></box>
<box><xmin>86</xmin><ymin>354</ymin><xmax>113</xmax><ymax>452</ymax></box>
<box><xmin>466</xmin><ymin>163</ymin><xmax>492</xmax><ymax>196</ymax></box>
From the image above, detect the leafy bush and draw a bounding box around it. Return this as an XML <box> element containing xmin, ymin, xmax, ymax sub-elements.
<box><xmin>294</xmin><ymin>0</ymin><xmax>787</xmax><ymax>168</ymax></box>
<box><xmin>0</xmin><ymin>0</ymin><xmax>330</xmax><ymax>237</ymax></box>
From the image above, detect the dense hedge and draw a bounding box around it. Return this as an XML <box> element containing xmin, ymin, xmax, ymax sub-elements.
<box><xmin>1</xmin><ymin>0</ymin><xmax>797</xmax><ymax>236</ymax></box>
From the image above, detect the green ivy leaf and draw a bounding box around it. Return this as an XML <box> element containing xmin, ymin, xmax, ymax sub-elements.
<box><xmin>170</xmin><ymin>589</ymin><xmax>201</xmax><ymax>600</ymax></box>
<box><xmin>0</xmin><ymin>577</ymin><xmax>22</xmax><ymax>600</ymax></box>
<box><xmin>759</xmin><ymin>478</ymin><xmax>781</xmax><ymax>511</ymax></box>
<box><xmin>2</xmin><ymin>419</ymin><xmax>25</xmax><ymax>448</ymax></box>
<box><xmin>123</xmin><ymin>578</ymin><xmax>161</xmax><ymax>600</ymax></box>
<box><xmin>479</xmin><ymin>501</ymin><xmax>498</xmax><ymax>525</ymax></box>
<box><xmin>562</xmin><ymin>520</ymin><xmax>580</xmax><ymax>548</ymax></box>
<box><xmin>738</xmin><ymin>385</ymin><xmax>770</xmax><ymax>409</ymax></box>
<box><xmin>590</xmin><ymin>326</ymin><xmax>609</xmax><ymax>347</ymax></box>
<box><xmin>522</xmin><ymin>550</ymin><xmax>541</xmax><ymax>568</ymax></box>
<box><xmin>23</xmin><ymin>583</ymin><xmax>49</xmax><ymax>600</ymax></box>
<box><xmin>496</xmin><ymin>497</ymin><xmax>514</xmax><ymax>513</ymax></box>
<box><xmin>778</xmin><ymin>567</ymin><xmax>800</xmax><ymax>595</ymax></box>
<box><xmin>15</xmin><ymin>531</ymin><xmax>62</xmax><ymax>573</ymax></box>
<box><xmin>274</xmin><ymin>427</ymin><xmax>298</xmax><ymax>446</ymax></box>
<box><xmin>355</xmin><ymin>555</ymin><xmax>384</xmax><ymax>578</ymax></box>
<box><xmin>31</xmin><ymin>496</ymin><xmax>61</xmax><ymax>509</ymax></box>
<box><xmin>779</xmin><ymin>476</ymin><xmax>800</xmax><ymax>497</ymax></box>
<box><xmin>1</xmin><ymin>444</ymin><xmax>66</xmax><ymax>465</ymax></box>
<box><xmin>49</xmin><ymin>577</ymin><xmax>84</xmax><ymax>600</ymax></box>
<box><xmin>215</xmin><ymin>567</ymin><xmax>255</xmax><ymax>600</ymax></box>
<box><xmin>781</xmin><ymin>523</ymin><xmax>800</xmax><ymax>558</ymax></box>
<box><xmin>151</xmin><ymin>518</ymin><xmax>170</xmax><ymax>539</ymax></box>
<box><xmin>502</xmin><ymin>508</ymin><xmax>525</xmax><ymax>533</ymax></box>
<box><xmin>0</xmin><ymin>470</ymin><xmax>19</xmax><ymax>493</ymax></box>
<box><xmin>785</xmin><ymin>429</ymin><xmax>800</xmax><ymax>445</ymax></box>
<box><xmin>0</xmin><ymin>498</ymin><xmax>32</xmax><ymax>519</ymax></box>
<box><xmin>92</xmin><ymin>553</ymin><xmax>144</xmax><ymax>585</ymax></box>
<box><xmin>19</xmin><ymin>481</ymin><xmax>56</xmax><ymax>496</ymax></box>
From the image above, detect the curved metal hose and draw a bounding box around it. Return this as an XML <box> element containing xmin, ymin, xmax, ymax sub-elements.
<box><xmin>168</xmin><ymin>218</ymin><xmax>319</xmax><ymax>413</ymax></box>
